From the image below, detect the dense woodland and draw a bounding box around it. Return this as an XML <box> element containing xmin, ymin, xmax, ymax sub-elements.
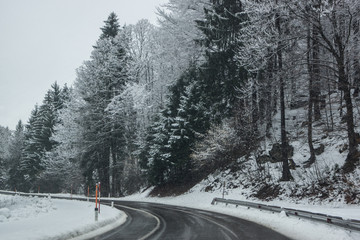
<box><xmin>1</xmin><ymin>0</ymin><xmax>360</xmax><ymax>198</ymax></box>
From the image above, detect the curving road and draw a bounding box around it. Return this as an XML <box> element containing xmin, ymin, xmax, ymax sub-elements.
<box><xmin>91</xmin><ymin>201</ymin><xmax>291</xmax><ymax>240</ymax></box>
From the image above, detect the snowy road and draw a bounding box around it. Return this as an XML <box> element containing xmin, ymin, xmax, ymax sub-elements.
<box><xmin>93</xmin><ymin>201</ymin><xmax>290</xmax><ymax>240</ymax></box>
<box><xmin>2</xmin><ymin>190</ymin><xmax>359</xmax><ymax>240</ymax></box>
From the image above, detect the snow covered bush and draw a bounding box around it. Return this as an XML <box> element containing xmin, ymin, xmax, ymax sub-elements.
<box><xmin>192</xmin><ymin>119</ymin><xmax>240</xmax><ymax>174</ymax></box>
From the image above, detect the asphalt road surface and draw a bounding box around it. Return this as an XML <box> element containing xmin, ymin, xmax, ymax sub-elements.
<box><xmin>90</xmin><ymin>201</ymin><xmax>291</xmax><ymax>240</ymax></box>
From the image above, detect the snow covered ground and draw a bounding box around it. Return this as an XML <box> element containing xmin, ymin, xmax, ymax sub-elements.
<box><xmin>120</xmin><ymin>186</ymin><xmax>360</xmax><ymax>240</ymax></box>
<box><xmin>0</xmin><ymin>188</ymin><xmax>359</xmax><ymax>240</ymax></box>
<box><xmin>0</xmin><ymin>194</ymin><xmax>125</xmax><ymax>240</ymax></box>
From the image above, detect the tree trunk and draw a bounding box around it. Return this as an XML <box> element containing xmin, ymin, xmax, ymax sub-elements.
<box><xmin>307</xmin><ymin>91</ymin><xmax>316</xmax><ymax>166</ymax></box>
<box><xmin>339</xmin><ymin>64</ymin><xmax>359</xmax><ymax>172</ymax></box>
<box><xmin>275</xmin><ymin>1</ymin><xmax>292</xmax><ymax>181</ymax></box>
<box><xmin>327</xmin><ymin>83</ymin><xmax>334</xmax><ymax>131</ymax></box>
<box><xmin>279</xmin><ymin>72</ymin><xmax>292</xmax><ymax>180</ymax></box>
<box><xmin>109</xmin><ymin>146</ymin><xmax>113</xmax><ymax>196</ymax></box>
<box><xmin>352</xmin><ymin>11</ymin><xmax>360</xmax><ymax>97</ymax></box>
<box><xmin>312</xmin><ymin>18</ymin><xmax>321</xmax><ymax>121</ymax></box>
<box><xmin>306</xmin><ymin>22</ymin><xmax>316</xmax><ymax>167</ymax></box>
<box><xmin>265</xmin><ymin>56</ymin><xmax>275</xmax><ymax>136</ymax></box>
<box><xmin>252</xmin><ymin>79</ymin><xmax>259</xmax><ymax>135</ymax></box>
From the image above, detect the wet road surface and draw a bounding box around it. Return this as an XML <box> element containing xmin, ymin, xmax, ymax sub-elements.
<box><xmin>90</xmin><ymin>201</ymin><xmax>291</xmax><ymax>240</ymax></box>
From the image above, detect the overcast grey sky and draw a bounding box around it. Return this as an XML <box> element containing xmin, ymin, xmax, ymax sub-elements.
<box><xmin>0</xmin><ymin>0</ymin><xmax>168</xmax><ymax>130</ymax></box>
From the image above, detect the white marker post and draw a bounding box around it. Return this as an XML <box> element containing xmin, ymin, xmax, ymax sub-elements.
<box><xmin>222</xmin><ymin>181</ymin><xmax>226</xmax><ymax>199</ymax></box>
<box><xmin>98</xmin><ymin>182</ymin><xmax>101</xmax><ymax>214</ymax></box>
<box><xmin>95</xmin><ymin>184</ymin><xmax>98</xmax><ymax>221</ymax></box>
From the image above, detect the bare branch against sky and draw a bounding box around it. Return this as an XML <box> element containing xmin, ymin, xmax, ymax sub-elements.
<box><xmin>0</xmin><ymin>0</ymin><xmax>168</xmax><ymax>130</ymax></box>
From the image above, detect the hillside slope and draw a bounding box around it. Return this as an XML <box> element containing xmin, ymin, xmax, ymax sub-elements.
<box><xmin>195</xmin><ymin>91</ymin><xmax>360</xmax><ymax>204</ymax></box>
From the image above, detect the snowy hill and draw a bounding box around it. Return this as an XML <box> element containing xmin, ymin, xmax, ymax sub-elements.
<box><xmin>183</xmin><ymin>90</ymin><xmax>360</xmax><ymax>205</ymax></box>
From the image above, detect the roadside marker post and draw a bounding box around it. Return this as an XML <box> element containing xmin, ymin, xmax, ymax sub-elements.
<box><xmin>95</xmin><ymin>184</ymin><xmax>99</xmax><ymax>221</ymax></box>
<box><xmin>222</xmin><ymin>181</ymin><xmax>225</xmax><ymax>199</ymax></box>
<box><xmin>98</xmin><ymin>182</ymin><xmax>101</xmax><ymax>214</ymax></box>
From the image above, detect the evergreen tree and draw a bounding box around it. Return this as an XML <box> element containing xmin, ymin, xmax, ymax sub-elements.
<box><xmin>166</xmin><ymin>83</ymin><xmax>198</xmax><ymax>184</ymax></box>
<box><xmin>100</xmin><ymin>12</ymin><xmax>120</xmax><ymax>40</ymax></box>
<box><xmin>196</xmin><ymin>0</ymin><xmax>247</xmax><ymax>121</ymax></box>
<box><xmin>142</xmin><ymin>67</ymin><xmax>210</xmax><ymax>186</ymax></box>
<box><xmin>20</xmin><ymin>105</ymin><xmax>42</xmax><ymax>190</ymax></box>
<box><xmin>140</xmin><ymin>1</ymin><xmax>249</xmax><ymax>187</ymax></box>
<box><xmin>8</xmin><ymin>120</ymin><xmax>25</xmax><ymax>190</ymax></box>
<box><xmin>0</xmin><ymin>125</ymin><xmax>12</xmax><ymax>188</ymax></box>
<box><xmin>19</xmin><ymin>82</ymin><xmax>68</xmax><ymax>191</ymax></box>
<box><xmin>71</xmin><ymin>13</ymin><xmax>131</xmax><ymax>196</ymax></box>
<box><xmin>145</xmin><ymin>113</ymin><xmax>171</xmax><ymax>185</ymax></box>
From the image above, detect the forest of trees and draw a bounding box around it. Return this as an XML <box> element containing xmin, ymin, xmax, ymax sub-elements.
<box><xmin>1</xmin><ymin>0</ymin><xmax>359</xmax><ymax>196</ymax></box>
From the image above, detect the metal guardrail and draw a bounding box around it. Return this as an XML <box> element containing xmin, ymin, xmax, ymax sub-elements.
<box><xmin>211</xmin><ymin>197</ymin><xmax>360</xmax><ymax>232</ymax></box>
<box><xmin>2</xmin><ymin>190</ymin><xmax>359</xmax><ymax>232</ymax></box>
<box><xmin>0</xmin><ymin>190</ymin><xmax>86</xmax><ymax>201</ymax></box>
<box><xmin>0</xmin><ymin>190</ymin><xmax>117</xmax><ymax>207</ymax></box>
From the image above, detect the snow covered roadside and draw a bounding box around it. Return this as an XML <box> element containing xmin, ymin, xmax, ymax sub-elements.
<box><xmin>121</xmin><ymin>187</ymin><xmax>360</xmax><ymax>240</ymax></box>
<box><xmin>0</xmin><ymin>194</ymin><xmax>126</xmax><ymax>240</ymax></box>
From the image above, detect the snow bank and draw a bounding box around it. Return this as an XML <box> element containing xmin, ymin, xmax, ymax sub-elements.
<box><xmin>0</xmin><ymin>194</ymin><xmax>55</xmax><ymax>223</ymax></box>
<box><xmin>121</xmin><ymin>187</ymin><xmax>360</xmax><ymax>240</ymax></box>
<box><xmin>0</xmin><ymin>194</ymin><xmax>126</xmax><ymax>240</ymax></box>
